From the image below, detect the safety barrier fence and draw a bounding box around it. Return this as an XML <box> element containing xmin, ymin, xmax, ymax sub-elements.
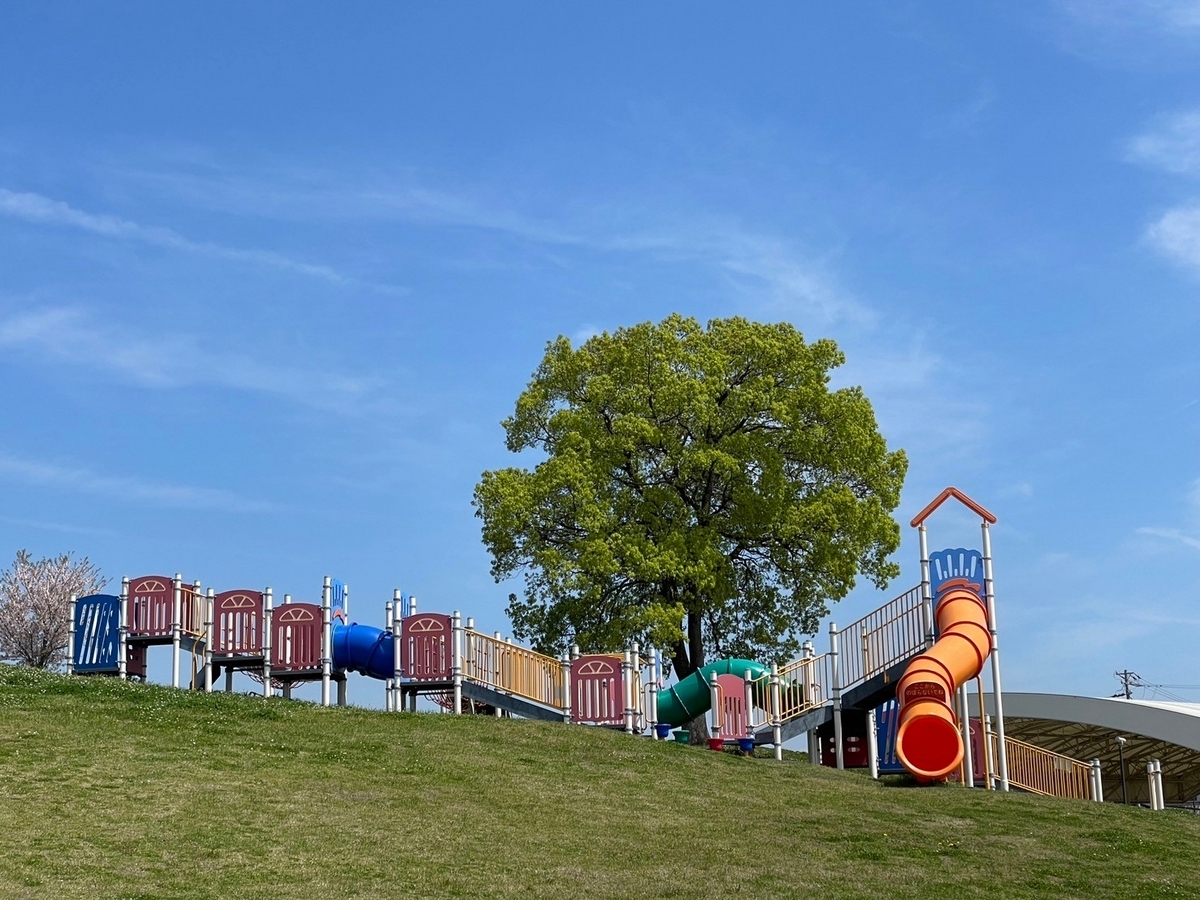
<box><xmin>837</xmin><ymin>585</ymin><xmax>925</xmax><ymax>690</ymax></box>
<box><xmin>750</xmin><ymin>652</ymin><xmax>832</xmax><ymax>726</ymax></box>
<box><xmin>462</xmin><ymin>629</ymin><xmax>565</xmax><ymax>710</ymax></box>
<box><xmin>996</xmin><ymin>735</ymin><xmax>1092</xmax><ymax>800</ymax></box>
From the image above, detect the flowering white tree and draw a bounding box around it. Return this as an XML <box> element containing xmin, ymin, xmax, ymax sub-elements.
<box><xmin>0</xmin><ymin>550</ymin><xmax>106</xmax><ymax>669</ymax></box>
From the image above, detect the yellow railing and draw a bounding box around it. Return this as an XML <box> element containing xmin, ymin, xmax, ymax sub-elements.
<box><xmin>996</xmin><ymin>735</ymin><xmax>1092</xmax><ymax>800</ymax></box>
<box><xmin>838</xmin><ymin>585</ymin><xmax>925</xmax><ymax>689</ymax></box>
<box><xmin>752</xmin><ymin>652</ymin><xmax>833</xmax><ymax>725</ymax></box>
<box><xmin>462</xmin><ymin>630</ymin><xmax>565</xmax><ymax>710</ymax></box>
<box><xmin>181</xmin><ymin>586</ymin><xmax>206</xmax><ymax>638</ymax></box>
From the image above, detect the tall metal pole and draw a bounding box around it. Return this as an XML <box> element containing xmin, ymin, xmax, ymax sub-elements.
<box><xmin>958</xmin><ymin>682</ymin><xmax>974</xmax><ymax>788</ymax></box>
<box><xmin>320</xmin><ymin>576</ymin><xmax>332</xmax><ymax>707</ymax></box>
<box><xmin>171</xmin><ymin>574</ymin><xmax>183</xmax><ymax>689</ymax></box>
<box><xmin>830</xmin><ymin>622</ymin><xmax>844</xmax><ymax>770</ymax></box>
<box><xmin>803</xmin><ymin>640</ymin><xmax>819</xmax><ymax>765</ymax></box>
<box><xmin>918</xmin><ymin>524</ymin><xmax>934</xmax><ymax>648</ymax></box>
<box><xmin>262</xmin><ymin>587</ymin><xmax>273</xmax><ymax>699</ymax></box>
<box><xmin>1116</xmin><ymin>736</ymin><xmax>1128</xmax><ymax>804</ymax></box>
<box><xmin>451</xmin><ymin>610</ymin><xmax>463</xmax><ymax>715</ymax></box>
<box><xmin>981</xmin><ymin>522</ymin><xmax>1009</xmax><ymax>791</ymax></box>
<box><xmin>770</xmin><ymin>662</ymin><xmax>783</xmax><ymax>761</ymax></box>
<box><xmin>67</xmin><ymin>595</ymin><xmax>77</xmax><ymax>676</ymax></box>
<box><xmin>118</xmin><ymin>577</ymin><xmax>129</xmax><ymax>681</ymax></box>
<box><xmin>203</xmin><ymin>588</ymin><xmax>214</xmax><ymax>693</ymax></box>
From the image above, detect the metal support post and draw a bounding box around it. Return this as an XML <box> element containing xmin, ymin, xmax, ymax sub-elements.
<box><xmin>67</xmin><ymin>595</ymin><xmax>77</xmax><ymax>676</ymax></box>
<box><xmin>770</xmin><ymin>663</ymin><xmax>783</xmax><ymax>761</ymax></box>
<box><xmin>709</xmin><ymin>671</ymin><xmax>722</xmax><ymax>742</ymax></box>
<box><xmin>959</xmin><ymin>683</ymin><xmax>973</xmax><ymax>788</ymax></box>
<box><xmin>337</xmin><ymin>677</ymin><xmax>347</xmax><ymax>707</ymax></box>
<box><xmin>646</xmin><ymin>647</ymin><xmax>657</xmax><ymax>735</ymax></box>
<box><xmin>451</xmin><ymin>610</ymin><xmax>463</xmax><ymax>714</ymax></box>
<box><xmin>204</xmin><ymin>588</ymin><xmax>214</xmax><ymax>693</ymax></box>
<box><xmin>118</xmin><ymin>577</ymin><xmax>129</xmax><ymax>681</ymax></box>
<box><xmin>867</xmin><ymin>708</ymin><xmax>879</xmax><ymax>780</ymax></box>
<box><xmin>743</xmin><ymin>670</ymin><xmax>755</xmax><ymax>738</ymax></box>
<box><xmin>1116</xmin><ymin>736</ymin><xmax>1128</xmax><ymax>804</ymax></box>
<box><xmin>262</xmin><ymin>587</ymin><xmax>273</xmax><ymax>699</ymax></box>
<box><xmin>561</xmin><ymin>654</ymin><xmax>573</xmax><ymax>723</ymax></box>
<box><xmin>393</xmin><ymin>591</ymin><xmax>404</xmax><ymax>707</ymax></box>
<box><xmin>623</xmin><ymin>647</ymin><xmax>635</xmax><ymax>734</ymax></box>
<box><xmin>918</xmin><ymin>524</ymin><xmax>934</xmax><ymax>647</ymax></box>
<box><xmin>1090</xmin><ymin>758</ymin><xmax>1103</xmax><ymax>802</ymax></box>
<box><xmin>170</xmin><ymin>574</ymin><xmax>183</xmax><ymax>688</ymax></box>
<box><xmin>981</xmin><ymin>522</ymin><xmax>1009</xmax><ymax>791</ymax></box>
<box><xmin>830</xmin><ymin>622</ymin><xmax>844</xmax><ymax>770</ymax></box>
<box><xmin>320</xmin><ymin>576</ymin><xmax>332</xmax><ymax>707</ymax></box>
<box><xmin>802</xmin><ymin>640</ymin><xmax>818</xmax><ymax>764</ymax></box>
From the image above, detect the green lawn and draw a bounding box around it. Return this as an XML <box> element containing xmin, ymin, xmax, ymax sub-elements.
<box><xmin>0</xmin><ymin>665</ymin><xmax>1196</xmax><ymax>900</ymax></box>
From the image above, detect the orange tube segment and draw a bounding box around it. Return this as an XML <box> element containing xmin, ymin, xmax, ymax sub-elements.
<box><xmin>895</xmin><ymin>587</ymin><xmax>992</xmax><ymax>781</ymax></box>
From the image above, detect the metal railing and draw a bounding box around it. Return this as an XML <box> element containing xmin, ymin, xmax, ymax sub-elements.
<box><xmin>996</xmin><ymin>735</ymin><xmax>1092</xmax><ymax>800</ymax></box>
<box><xmin>753</xmin><ymin>652</ymin><xmax>832</xmax><ymax>725</ymax></box>
<box><xmin>837</xmin><ymin>585</ymin><xmax>924</xmax><ymax>690</ymax></box>
<box><xmin>462</xmin><ymin>630</ymin><xmax>565</xmax><ymax>710</ymax></box>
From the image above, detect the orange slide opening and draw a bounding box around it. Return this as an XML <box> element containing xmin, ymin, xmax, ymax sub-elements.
<box><xmin>895</xmin><ymin>584</ymin><xmax>992</xmax><ymax>782</ymax></box>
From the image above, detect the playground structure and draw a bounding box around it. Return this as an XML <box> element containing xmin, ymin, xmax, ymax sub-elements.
<box><xmin>66</xmin><ymin>488</ymin><xmax>1144</xmax><ymax>805</ymax></box>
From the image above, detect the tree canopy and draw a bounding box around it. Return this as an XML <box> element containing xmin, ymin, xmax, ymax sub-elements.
<box><xmin>474</xmin><ymin>314</ymin><xmax>907</xmax><ymax>684</ymax></box>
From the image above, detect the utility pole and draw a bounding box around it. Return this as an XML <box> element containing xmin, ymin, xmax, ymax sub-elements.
<box><xmin>1114</xmin><ymin>670</ymin><xmax>1140</xmax><ymax>700</ymax></box>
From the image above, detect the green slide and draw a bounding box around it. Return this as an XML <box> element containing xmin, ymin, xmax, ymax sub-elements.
<box><xmin>656</xmin><ymin>658</ymin><xmax>769</xmax><ymax>727</ymax></box>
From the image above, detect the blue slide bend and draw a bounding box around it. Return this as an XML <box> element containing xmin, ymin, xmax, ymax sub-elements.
<box><xmin>331</xmin><ymin>622</ymin><xmax>395</xmax><ymax>681</ymax></box>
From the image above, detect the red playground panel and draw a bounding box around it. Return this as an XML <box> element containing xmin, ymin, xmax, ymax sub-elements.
<box><xmin>714</xmin><ymin>673</ymin><xmax>751</xmax><ymax>740</ymax></box>
<box><xmin>270</xmin><ymin>603</ymin><xmax>323</xmax><ymax>672</ymax></box>
<box><xmin>126</xmin><ymin>575</ymin><xmax>176</xmax><ymax>638</ymax></box>
<box><xmin>212</xmin><ymin>590</ymin><xmax>264</xmax><ymax>657</ymax></box>
<box><xmin>126</xmin><ymin>644</ymin><xmax>147</xmax><ymax>679</ymax></box>
<box><xmin>570</xmin><ymin>655</ymin><xmax>624</xmax><ymax>725</ymax></box>
<box><xmin>402</xmin><ymin>613</ymin><xmax>452</xmax><ymax>681</ymax></box>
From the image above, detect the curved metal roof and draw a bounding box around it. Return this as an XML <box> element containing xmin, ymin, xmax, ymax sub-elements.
<box><xmin>967</xmin><ymin>692</ymin><xmax>1200</xmax><ymax>804</ymax></box>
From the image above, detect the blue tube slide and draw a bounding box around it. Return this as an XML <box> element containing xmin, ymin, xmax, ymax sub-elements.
<box><xmin>331</xmin><ymin>622</ymin><xmax>395</xmax><ymax>680</ymax></box>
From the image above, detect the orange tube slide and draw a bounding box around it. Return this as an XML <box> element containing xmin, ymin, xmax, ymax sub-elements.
<box><xmin>895</xmin><ymin>585</ymin><xmax>993</xmax><ymax>782</ymax></box>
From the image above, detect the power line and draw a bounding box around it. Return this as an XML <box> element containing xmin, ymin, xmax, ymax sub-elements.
<box><xmin>1112</xmin><ymin>671</ymin><xmax>1200</xmax><ymax>704</ymax></box>
<box><xmin>1113</xmin><ymin>669</ymin><xmax>1140</xmax><ymax>700</ymax></box>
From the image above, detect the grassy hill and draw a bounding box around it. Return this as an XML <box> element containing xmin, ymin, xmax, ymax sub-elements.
<box><xmin>0</xmin><ymin>666</ymin><xmax>1196</xmax><ymax>900</ymax></box>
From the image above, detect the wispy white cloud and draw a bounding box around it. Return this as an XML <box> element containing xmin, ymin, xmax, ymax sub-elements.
<box><xmin>0</xmin><ymin>451</ymin><xmax>273</xmax><ymax>513</ymax></box>
<box><xmin>1136</xmin><ymin>525</ymin><xmax>1200</xmax><ymax>549</ymax></box>
<box><xmin>0</xmin><ymin>306</ymin><xmax>385</xmax><ymax>414</ymax></box>
<box><xmin>1145</xmin><ymin>204</ymin><xmax>1200</xmax><ymax>273</ymax></box>
<box><xmin>0</xmin><ymin>187</ymin><xmax>356</xmax><ymax>285</ymax></box>
<box><xmin>0</xmin><ymin>513</ymin><xmax>117</xmax><ymax>538</ymax></box>
<box><xmin>1128</xmin><ymin>109</ymin><xmax>1200</xmax><ymax>175</ymax></box>
<box><xmin>1135</xmin><ymin>477</ymin><xmax>1200</xmax><ymax>549</ymax></box>
<box><xmin>571</xmin><ymin>324</ymin><xmax>602</xmax><ymax>346</ymax></box>
<box><xmin>116</xmin><ymin>166</ymin><xmax>867</xmax><ymax>326</ymax></box>
<box><xmin>1059</xmin><ymin>0</ymin><xmax>1200</xmax><ymax>36</ymax></box>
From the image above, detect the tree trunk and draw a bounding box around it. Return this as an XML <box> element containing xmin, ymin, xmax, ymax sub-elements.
<box><xmin>673</xmin><ymin>609</ymin><xmax>711</xmax><ymax>744</ymax></box>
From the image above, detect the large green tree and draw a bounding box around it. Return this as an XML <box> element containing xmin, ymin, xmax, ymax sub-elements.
<box><xmin>474</xmin><ymin>314</ymin><xmax>907</xmax><ymax>688</ymax></box>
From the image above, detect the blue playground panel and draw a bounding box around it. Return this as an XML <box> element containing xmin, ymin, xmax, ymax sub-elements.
<box><xmin>72</xmin><ymin>594</ymin><xmax>122</xmax><ymax>673</ymax></box>
<box><xmin>928</xmin><ymin>547</ymin><xmax>984</xmax><ymax>598</ymax></box>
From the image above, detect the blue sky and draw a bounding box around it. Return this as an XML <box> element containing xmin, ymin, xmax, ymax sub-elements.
<box><xmin>1</xmin><ymin>2</ymin><xmax>1199</xmax><ymax>706</ymax></box>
